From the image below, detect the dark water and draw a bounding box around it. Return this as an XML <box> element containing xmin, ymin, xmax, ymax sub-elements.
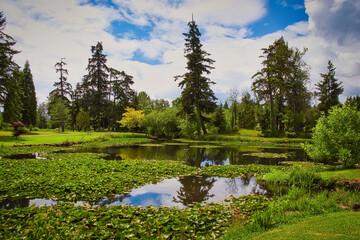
<box><xmin>0</xmin><ymin>176</ymin><xmax>276</xmax><ymax>210</ymax></box>
<box><xmin>56</xmin><ymin>144</ymin><xmax>308</xmax><ymax>167</ymax></box>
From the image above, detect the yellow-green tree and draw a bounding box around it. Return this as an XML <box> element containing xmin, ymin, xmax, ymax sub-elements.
<box><xmin>117</xmin><ymin>107</ymin><xmax>145</xmax><ymax>132</ymax></box>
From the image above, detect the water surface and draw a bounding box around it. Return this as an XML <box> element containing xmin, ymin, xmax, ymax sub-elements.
<box><xmin>0</xmin><ymin>176</ymin><xmax>274</xmax><ymax>210</ymax></box>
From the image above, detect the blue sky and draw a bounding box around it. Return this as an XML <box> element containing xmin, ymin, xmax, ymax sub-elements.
<box><xmin>2</xmin><ymin>0</ymin><xmax>360</xmax><ymax>103</ymax></box>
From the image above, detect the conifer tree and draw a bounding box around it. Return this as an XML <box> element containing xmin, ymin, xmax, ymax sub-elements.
<box><xmin>0</xmin><ymin>12</ymin><xmax>20</xmax><ymax>104</ymax></box>
<box><xmin>3</xmin><ymin>68</ymin><xmax>23</xmax><ymax>122</ymax></box>
<box><xmin>316</xmin><ymin>60</ymin><xmax>343</xmax><ymax>114</ymax></box>
<box><xmin>175</xmin><ymin>17</ymin><xmax>217</xmax><ymax>136</ymax></box>
<box><xmin>82</xmin><ymin>42</ymin><xmax>109</xmax><ymax>131</ymax></box>
<box><xmin>20</xmin><ymin>61</ymin><xmax>37</xmax><ymax>126</ymax></box>
<box><xmin>51</xmin><ymin>58</ymin><xmax>72</xmax><ymax>103</ymax></box>
<box><xmin>252</xmin><ymin>37</ymin><xmax>310</xmax><ymax>135</ymax></box>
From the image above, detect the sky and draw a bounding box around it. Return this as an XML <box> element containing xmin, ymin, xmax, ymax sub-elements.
<box><xmin>2</xmin><ymin>0</ymin><xmax>360</xmax><ymax>104</ymax></box>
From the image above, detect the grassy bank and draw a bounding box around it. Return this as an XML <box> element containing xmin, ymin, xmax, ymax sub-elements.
<box><xmin>248</xmin><ymin>211</ymin><xmax>360</xmax><ymax>240</ymax></box>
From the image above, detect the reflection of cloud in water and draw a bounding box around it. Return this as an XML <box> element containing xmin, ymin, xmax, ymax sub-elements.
<box><xmin>0</xmin><ymin>176</ymin><xmax>271</xmax><ymax>210</ymax></box>
<box><xmin>114</xmin><ymin>176</ymin><xmax>268</xmax><ymax>208</ymax></box>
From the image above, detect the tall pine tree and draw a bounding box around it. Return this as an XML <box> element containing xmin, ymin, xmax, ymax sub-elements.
<box><xmin>0</xmin><ymin>12</ymin><xmax>20</xmax><ymax>105</ymax></box>
<box><xmin>20</xmin><ymin>61</ymin><xmax>37</xmax><ymax>126</ymax></box>
<box><xmin>82</xmin><ymin>42</ymin><xmax>109</xmax><ymax>131</ymax></box>
<box><xmin>175</xmin><ymin>17</ymin><xmax>217</xmax><ymax>136</ymax></box>
<box><xmin>316</xmin><ymin>60</ymin><xmax>343</xmax><ymax>114</ymax></box>
<box><xmin>51</xmin><ymin>58</ymin><xmax>72</xmax><ymax>103</ymax></box>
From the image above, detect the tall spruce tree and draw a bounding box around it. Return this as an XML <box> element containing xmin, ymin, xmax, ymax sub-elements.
<box><xmin>175</xmin><ymin>17</ymin><xmax>217</xmax><ymax>136</ymax></box>
<box><xmin>316</xmin><ymin>60</ymin><xmax>343</xmax><ymax>114</ymax></box>
<box><xmin>82</xmin><ymin>42</ymin><xmax>109</xmax><ymax>131</ymax></box>
<box><xmin>20</xmin><ymin>61</ymin><xmax>37</xmax><ymax>126</ymax></box>
<box><xmin>0</xmin><ymin>12</ymin><xmax>20</xmax><ymax>105</ymax></box>
<box><xmin>3</xmin><ymin>68</ymin><xmax>23</xmax><ymax>122</ymax></box>
<box><xmin>51</xmin><ymin>58</ymin><xmax>72</xmax><ymax>103</ymax></box>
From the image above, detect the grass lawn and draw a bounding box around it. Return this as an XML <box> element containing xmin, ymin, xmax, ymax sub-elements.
<box><xmin>0</xmin><ymin>132</ymin><xmax>105</xmax><ymax>146</ymax></box>
<box><xmin>248</xmin><ymin>211</ymin><xmax>360</xmax><ymax>240</ymax></box>
<box><xmin>0</xmin><ymin>131</ymin><xmax>151</xmax><ymax>147</ymax></box>
<box><xmin>320</xmin><ymin>168</ymin><xmax>360</xmax><ymax>182</ymax></box>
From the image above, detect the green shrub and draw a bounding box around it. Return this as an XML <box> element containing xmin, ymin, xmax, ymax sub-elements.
<box><xmin>303</xmin><ymin>105</ymin><xmax>360</xmax><ymax>168</ymax></box>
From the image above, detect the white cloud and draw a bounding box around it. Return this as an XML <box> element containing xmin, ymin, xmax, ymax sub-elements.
<box><xmin>1</xmin><ymin>0</ymin><xmax>360</xmax><ymax>106</ymax></box>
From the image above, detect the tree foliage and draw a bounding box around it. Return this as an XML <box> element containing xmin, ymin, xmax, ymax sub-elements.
<box><xmin>144</xmin><ymin>107</ymin><xmax>180</xmax><ymax>138</ymax></box>
<box><xmin>51</xmin><ymin>58</ymin><xmax>72</xmax><ymax>103</ymax></box>
<box><xmin>3</xmin><ymin>68</ymin><xmax>23</xmax><ymax>123</ymax></box>
<box><xmin>316</xmin><ymin>60</ymin><xmax>343</xmax><ymax>115</ymax></box>
<box><xmin>175</xmin><ymin>17</ymin><xmax>217</xmax><ymax>136</ymax></box>
<box><xmin>0</xmin><ymin>12</ymin><xmax>20</xmax><ymax>104</ymax></box>
<box><xmin>117</xmin><ymin>107</ymin><xmax>145</xmax><ymax>131</ymax></box>
<box><xmin>76</xmin><ymin>111</ymin><xmax>90</xmax><ymax>131</ymax></box>
<box><xmin>82</xmin><ymin>42</ymin><xmax>109</xmax><ymax>131</ymax></box>
<box><xmin>252</xmin><ymin>37</ymin><xmax>310</xmax><ymax>136</ymax></box>
<box><xmin>20</xmin><ymin>61</ymin><xmax>37</xmax><ymax>126</ymax></box>
<box><xmin>48</xmin><ymin>95</ymin><xmax>69</xmax><ymax>132</ymax></box>
<box><xmin>303</xmin><ymin>105</ymin><xmax>360</xmax><ymax>168</ymax></box>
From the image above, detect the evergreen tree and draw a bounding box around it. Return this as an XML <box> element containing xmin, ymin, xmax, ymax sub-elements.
<box><xmin>51</xmin><ymin>58</ymin><xmax>72</xmax><ymax>103</ymax></box>
<box><xmin>175</xmin><ymin>17</ymin><xmax>217</xmax><ymax>136</ymax></box>
<box><xmin>0</xmin><ymin>12</ymin><xmax>20</xmax><ymax>104</ymax></box>
<box><xmin>82</xmin><ymin>42</ymin><xmax>109</xmax><ymax>131</ymax></box>
<box><xmin>252</xmin><ymin>37</ymin><xmax>310</xmax><ymax>135</ymax></box>
<box><xmin>213</xmin><ymin>104</ymin><xmax>226</xmax><ymax>133</ymax></box>
<box><xmin>37</xmin><ymin>102</ymin><xmax>48</xmax><ymax>129</ymax></box>
<box><xmin>239</xmin><ymin>91</ymin><xmax>256</xmax><ymax>129</ymax></box>
<box><xmin>20</xmin><ymin>61</ymin><xmax>37</xmax><ymax>126</ymax></box>
<box><xmin>108</xmin><ymin>68</ymin><xmax>135</xmax><ymax>130</ymax></box>
<box><xmin>68</xmin><ymin>83</ymin><xmax>84</xmax><ymax>131</ymax></box>
<box><xmin>3</xmin><ymin>68</ymin><xmax>23</xmax><ymax>122</ymax></box>
<box><xmin>316</xmin><ymin>60</ymin><xmax>343</xmax><ymax>114</ymax></box>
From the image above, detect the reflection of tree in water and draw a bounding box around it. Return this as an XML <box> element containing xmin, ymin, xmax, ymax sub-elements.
<box><xmin>91</xmin><ymin>192</ymin><xmax>131</xmax><ymax>207</ymax></box>
<box><xmin>225</xmin><ymin>176</ymin><xmax>251</xmax><ymax>194</ymax></box>
<box><xmin>173</xmin><ymin>176</ymin><xmax>216</xmax><ymax>206</ymax></box>
<box><xmin>185</xmin><ymin>148</ymin><xmax>206</xmax><ymax>167</ymax></box>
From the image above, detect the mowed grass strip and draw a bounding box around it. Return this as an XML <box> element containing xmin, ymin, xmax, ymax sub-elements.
<box><xmin>320</xmin><ymin>168</ymin><xmax>360</xmax><ymax>182</ymax></box>
<box><xmin>249</xmin><ymin>211</ymin><xmax>360</xmax><ymax>240</ymax></box>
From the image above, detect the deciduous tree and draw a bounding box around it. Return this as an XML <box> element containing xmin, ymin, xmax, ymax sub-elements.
<box><xmin>117</xmin><ymin>107</ymin><xmax>145</xmax><ymax>132</ymax></box>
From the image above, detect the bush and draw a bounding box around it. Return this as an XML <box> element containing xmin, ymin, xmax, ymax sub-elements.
<box><xmin>143</xmin><ymin>107</ymin><xmax>180</xmax><ymax>138</ymax></box>
<box><xmin>303</xmin><ymin>105</ymin><xmax>360</xmax><ymax>168</ymax></box>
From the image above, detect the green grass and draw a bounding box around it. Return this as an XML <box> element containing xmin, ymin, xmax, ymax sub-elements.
<box><xmin>222</xmin><ymin>187</ymin><xmax>360</xmax><ymax>240</ymax></box>
<box><xmin>0</xmin><ymin>132</ymin><xmax>151</xmax><ymax>148</ymax></box>
<box><xmin>237</xmin><ymin>129</ymin><xmax>261</xmax><ymax>137</ymax></box>
<box><xmin>320</xmin><ymin>168</ymin><xmax>360</xmax><ymax>182</ymax></box>
<box><xmin>0</xmin><ymin>132</ymin><xmax>104</xmax><ymax>146</ymax></box>
<box><xmin>249</xmin><ymin>211</ymin><xmax>360</xmax><ymax>240</ymax></box>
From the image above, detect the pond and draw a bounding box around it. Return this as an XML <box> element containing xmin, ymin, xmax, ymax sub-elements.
<box><xmin>56</xmin><ymin>143</ymin><xmax>308</xmax><ymax>167</ymax></box>
<box><xmin>0</xmin><ymin>176</ymin><xmax>276</xmax><ymax>210</ymax></box>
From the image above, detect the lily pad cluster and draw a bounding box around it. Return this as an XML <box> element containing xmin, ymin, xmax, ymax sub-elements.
<box><xmin>0</xmin><ymin>195</ymin><xmax>269</xmax><ymax>239</ymax></box>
